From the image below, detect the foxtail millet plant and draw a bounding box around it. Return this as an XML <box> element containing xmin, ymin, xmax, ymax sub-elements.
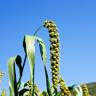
<box><xmin>0</xmin><ymin>20</ymin><xmax>94</xmax><ymax>96</ymax></box>
<box><xmin>43</xmin><ymin>20</ymin><xmax>60</xmax><ymax>89</ymax></box>
<box><xmin>81</xmin><ymin>84</ymin><xmax>90</xmax><ymax>96</ymax></box>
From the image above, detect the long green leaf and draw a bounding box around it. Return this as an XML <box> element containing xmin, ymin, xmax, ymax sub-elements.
<box><xmin>36</xmin><ymin>37</ymin><xmax>47</xmax><ymax>64</ymax></box>
<box><xmin>44</xmin><ymin>66</ymin><xmax>52</xmax><ymax>96</ymax></box>
<box><xmin>8</xmin><ymin>55</ymin><xmax>22</xmax><ymax>96</ymax></box>
<box><xmin>8</xmin><ymin>56</ymin><xmax>17</xmax><ymax>96</ymax></box>
<box><xmin>36</xmin><ymin>37</ymin><xmax>52</xmax><ymax>96</ymax></box>
<box><xmin>23</xmin><ymin>35</ymin><xmax>35</xmax><ymax>95</ymax></box>
<box><xmin>23</xmin><ymin>35</ymin><xmax>52</xmax><ymax>96</ymax></box>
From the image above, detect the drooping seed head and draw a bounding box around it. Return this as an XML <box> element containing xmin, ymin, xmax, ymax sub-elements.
<box><xmin>43</xmin><ymin>20</ymin><xmax>60</xmax><ymax>88</ymax></box>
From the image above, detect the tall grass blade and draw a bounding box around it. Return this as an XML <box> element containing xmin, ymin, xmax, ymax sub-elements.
<box><xmin>36</xmin><ymin>37</ymin><xmax>46</xmax><ymax>64</ymax></box>
<box><xmin>8</xmin><ymin>55</ymin><xmax>22</xmax><ymax>96</ymax></box>
<box><xmin>23</xmin><ymin>35</ymin><xmax>52</xmax><ymax>96</ymax></box>
<box><xmin>44</xmin><ymin>66</ymin><xmax>52</xmax><ymax>96</ymax></box>
<box><xmin>23</xmin><ymin>35</ymin><xmax>36</xmax><ymax>95</ymax></box>
<box><xmin>36</xmin><ymin>37</ymin><xmax>52</xmax><ymax>96</ymax></box>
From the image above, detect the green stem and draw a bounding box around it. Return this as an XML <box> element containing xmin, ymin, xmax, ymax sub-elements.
<box><xmin>33</xmin><ymin>26</ymin><xmax>43</xmax><ymax>36</ymax></box>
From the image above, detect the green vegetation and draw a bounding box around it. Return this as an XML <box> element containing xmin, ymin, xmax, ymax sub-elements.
<box><xmin>0</xmin><ymin>20</ymin><xmax>91</xmax><ymax>96</ymax></box>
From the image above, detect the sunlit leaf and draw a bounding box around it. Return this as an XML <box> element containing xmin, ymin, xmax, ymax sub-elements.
<box><xmin>23</xmin><ymin>35</ymin><xmax>52</xmax><ymax>96</ymax></box>
<box><xmin>23</xmin><ymin>35</ymin><xmax>36</xmax><ymax>95</ymax></box>
<box><xmin>8</xmin><ymin>55</ymin><xmax>23</xmax><ymax>96</ymax></box>
<box><xmin>36</xmin><ymin>37</ymin><xmax>52</xmax><ymax>96</ymax></box>
<box><xmin>36</xmin><ymin>37</ymin><xmax>47</xmax><ymax>64</ymax></box>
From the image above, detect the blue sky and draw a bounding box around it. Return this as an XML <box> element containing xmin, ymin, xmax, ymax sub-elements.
<box><xmin>0</xmin><ymin>0</ymin><xmax>96</xmax><ymax>93</ymax></box>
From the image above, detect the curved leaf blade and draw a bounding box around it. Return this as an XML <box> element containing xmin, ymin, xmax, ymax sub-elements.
<box><xmin>8</xmin><ymin>55</ymin><xmax>23</xmax><ymax>96</ymax></box>
<box><xmin>23</xmin><ymin>35</ymin><xmax>36</xmax><ymax>95</ymax></box>
<box><xmin>36</xmin><ymin>37</ymin><xmax>52</xmax><ymax>96</ymax></box>
<box><xmin>36</xmin><ymin>37</ymin><xmax>47</xmax><ymax>64</ymax></box>
<box><xmin>8</xmin><ymin>56</ymin><xmax>17</xmax><ymax>96</ymax></box>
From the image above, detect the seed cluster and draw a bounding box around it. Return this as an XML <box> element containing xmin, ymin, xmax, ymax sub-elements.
<box><xmin>59</xmin><ymin>78</ymin><xmax>71</xmax><ymax>96</ymax></box>
<box><xmin>0</xmin><ymin>71</ymin><xmax>5</xmax><ymax>84</ymax></box>
<box><xmin>43</xmin><ymin>20</ymin><xmax>60</xmax><ymax>88</ymax></box>
<box><xmin>81</xmin><ymin>84</ymin><xmax>89</xmax><ymax>96</ymax></box>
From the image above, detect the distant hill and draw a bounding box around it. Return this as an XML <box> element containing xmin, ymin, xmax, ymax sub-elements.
<box><xmin>86</xmin><ymin>82</ymin><xmax>96</xmax><ymax>96</ymax></box>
